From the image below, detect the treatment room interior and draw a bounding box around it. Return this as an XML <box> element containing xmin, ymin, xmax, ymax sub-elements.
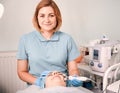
<box><xmin>0</xmin><ymin>0</ymin><xmax>120</xmax><ymax>93</ymax></box>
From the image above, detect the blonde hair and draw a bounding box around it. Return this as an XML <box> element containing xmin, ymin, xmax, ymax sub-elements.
<box><xmin>32</xmin><ymin>0</ymin><xmax>62</xmax><ymax>32</ymax></box>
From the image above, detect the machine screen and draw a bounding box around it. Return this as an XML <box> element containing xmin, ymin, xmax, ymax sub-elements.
<box><xmin>93</xmin><ymin>49</ymin><xmax>99</xmax><ymax>60</ymax></box>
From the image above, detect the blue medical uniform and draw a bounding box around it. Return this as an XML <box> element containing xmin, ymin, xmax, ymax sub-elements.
<box><xmin>17</xmin><ymin>31</ymin><xmax>80</xmax><ymax>77</ymax></box>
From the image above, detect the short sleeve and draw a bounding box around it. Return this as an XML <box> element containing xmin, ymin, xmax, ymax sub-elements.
<box><xmin>16</xmin><ymin>35</ymin><xmax>28</xmax><ymax>60</ymax></box>
<box><xmin>67</xmin><ymin>37</ymin><xmax>80</xmax><ymax>62</ymax></box>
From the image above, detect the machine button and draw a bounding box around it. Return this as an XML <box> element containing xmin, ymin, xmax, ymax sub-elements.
<box><xmin>98</xmin><ymin>63</ymin><xmax>102</xmax><ymax>68</ymax></box>
<box><xmin>90</xmin><ymin>61</ymin><xmax>94</xmax><ymax>66</ymax></box>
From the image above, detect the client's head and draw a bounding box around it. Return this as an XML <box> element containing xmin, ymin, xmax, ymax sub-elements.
<box><xmin>45</xmin><ymin>71</ymin><xmax>67</xmax><ymax>88</ymax></box>
<box><xmin>40</xmin><ymin>71</ymin><xmax>67</xmax><ymax>88</ymax></box>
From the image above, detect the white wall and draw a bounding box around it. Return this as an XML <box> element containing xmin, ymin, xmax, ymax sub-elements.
<box><xmin>0</xmin><ymin>0</ymin><xmax>120</xmax><ymax>51</ymax></box>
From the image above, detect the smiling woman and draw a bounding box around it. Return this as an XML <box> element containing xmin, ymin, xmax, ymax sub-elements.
<box><xmin>17</xmin><ymin>0</ymin><xmax>82</xmax><ymax>88</ymax></box>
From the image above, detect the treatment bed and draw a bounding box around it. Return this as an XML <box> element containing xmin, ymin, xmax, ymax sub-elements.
<box><xmin>16</xmin><ymin>85</ymin><xmax>94</xmax><ymax>93</ymax></box>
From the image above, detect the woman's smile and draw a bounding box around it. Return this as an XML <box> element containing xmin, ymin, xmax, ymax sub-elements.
<box><xmin>38</xmin><ymin>6</ymin><xmax>57</xmax><ymax>32</ymax></box>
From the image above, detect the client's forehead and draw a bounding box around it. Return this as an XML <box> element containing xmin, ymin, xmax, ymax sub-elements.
<box><xmin>47</xmin><ymin>71</ymin><xmax>64</xmax><ymax>76</ymax></box>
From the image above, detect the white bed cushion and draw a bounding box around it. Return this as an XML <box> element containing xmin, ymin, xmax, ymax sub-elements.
<box><xmin>16</xmin><ymin>85</ymin><xmax>94</xmax><ymax>93</ymax></box>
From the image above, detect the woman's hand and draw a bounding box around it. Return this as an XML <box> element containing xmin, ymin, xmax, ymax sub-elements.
<box><xmin>69</xmin><ymin>75</ymin><xmax>83</xmax><ymax>87</ymax></box>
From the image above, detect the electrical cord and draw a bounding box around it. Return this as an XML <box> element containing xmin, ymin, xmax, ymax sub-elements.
<box><xmin>69</xmin><ymin>76</ymin><xmax>101</xmax><ymax>91</ymax></box>
<box><xmin>68</xmin><ymin>76</ymin><xmax>120</xmax><ymax>93</ymax></box>
<box><xmin>101</xmin><ymin>84</ymin><xmax>109</xmax><ymax>93</ymax></box>
<box><xmin>86</xmin><ymin>78</ymin><xmax>102</xmax><ymax>91</ymax></box>
<box><xmin>118</xmin><ymin>84</ymin><xmax>120</xmax><ymax>93</ymax></box>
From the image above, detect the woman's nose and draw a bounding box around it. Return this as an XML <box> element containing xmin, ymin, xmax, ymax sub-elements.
<box><xmin>44</xmin><ymin>17</ymin><xmax>50</xmax><ymax>22</ymax></box>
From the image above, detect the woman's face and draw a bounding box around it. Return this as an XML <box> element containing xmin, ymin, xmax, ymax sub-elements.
<box><xmin>37</xmin><ymin>6</ymin><xmax>57</xmax><ymax>32</ymax></box>
<box><xmin>45</xmin><ymin>71</ymin><xmax>66</xmax><ymax>88</ymax></box>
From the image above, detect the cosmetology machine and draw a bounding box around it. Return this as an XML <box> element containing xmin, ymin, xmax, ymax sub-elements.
<box><xmin>88</xmin><ymin>38</ymin><xmax>120</xmax><ymax>73</ymax></box>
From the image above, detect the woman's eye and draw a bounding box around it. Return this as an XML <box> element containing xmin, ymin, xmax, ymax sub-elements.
<box><xmin>39</xmin><ymin>15</ymin><xmax>44</xmax><ymax>18</ymax></box>
<box><xmin>50</xmin><ymin>14</ymin><xmax>55</xmax><ymax>17</ymax></box>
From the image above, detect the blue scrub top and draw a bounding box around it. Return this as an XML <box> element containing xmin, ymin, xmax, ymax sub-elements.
<box><xmin>17</xmin><ymin>31</ymin><xmax>80</xmax><ymax>77</ymax></box>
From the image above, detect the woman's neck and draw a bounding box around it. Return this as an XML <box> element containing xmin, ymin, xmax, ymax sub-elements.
<box><xmin>41</xmin><ymin>31</ymin><xmax>54</xmax><ymax>40</ymax></box>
